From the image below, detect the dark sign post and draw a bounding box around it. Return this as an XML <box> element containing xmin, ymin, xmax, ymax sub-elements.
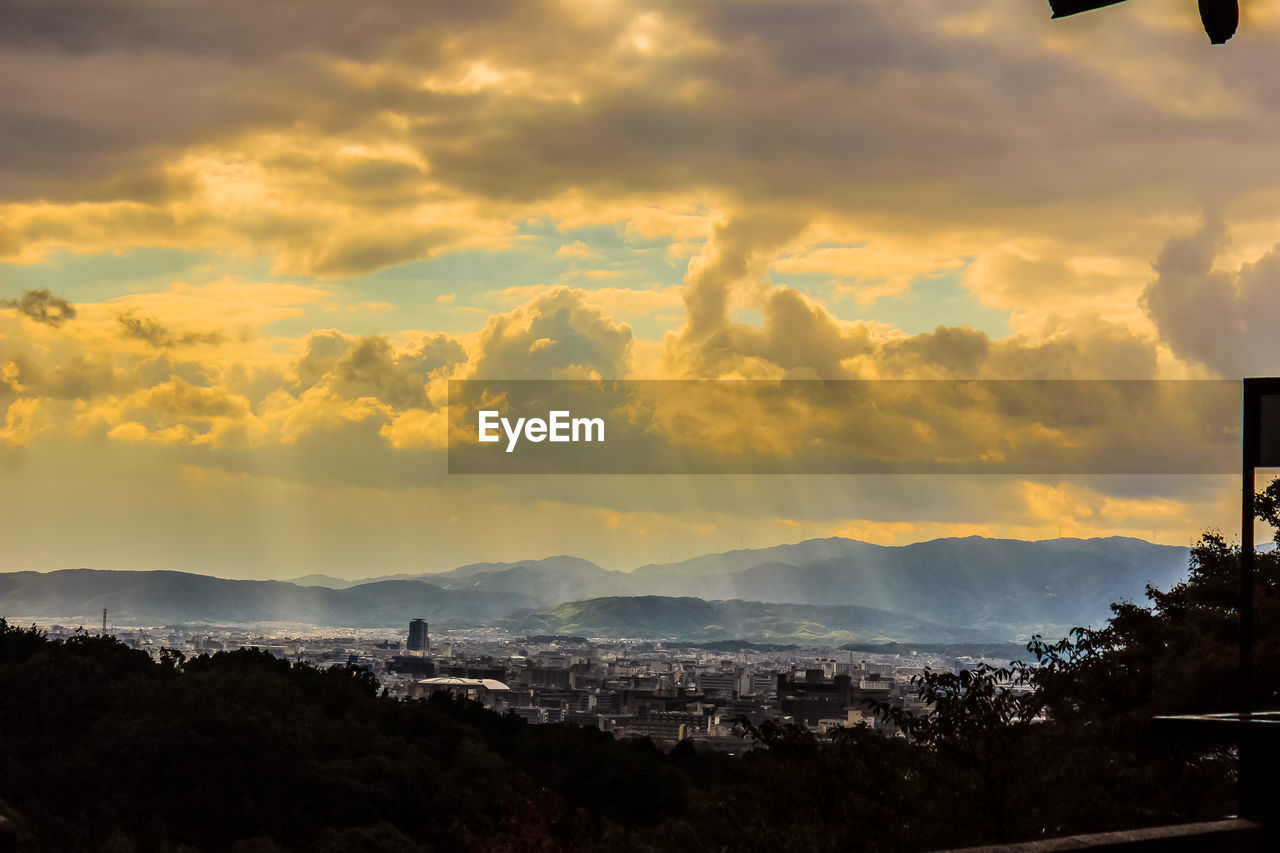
<box><xmin>1238</xmin><ymin>379</ymin><xmax>1280</xmax><ymax>819</ymax></box>
<box><xmin>1153</xmin><ymin>379</ymin><xmax>1280</xmax><ymax>835</ymax></box>
<box><xmin>1241</xmin><ymin>379</ymin><xmax>1280</xmax><ymax>715</ymax></box>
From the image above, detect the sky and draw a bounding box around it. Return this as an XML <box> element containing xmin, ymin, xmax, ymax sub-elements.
<box><xmin>3</xmin><ymin>0</ymin><xmax>1280</xmax><ymax>579</ymax></box>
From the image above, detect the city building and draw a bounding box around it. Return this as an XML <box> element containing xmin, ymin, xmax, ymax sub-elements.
<box><xmin>410</xmin><ymin>676</ymin><xmax>509</xmax><ymax>706</ymax></box>
<box><xmin>407</xmin><ymin>619</ymin><xmax>429</xmax><ymax>654</ymax></box>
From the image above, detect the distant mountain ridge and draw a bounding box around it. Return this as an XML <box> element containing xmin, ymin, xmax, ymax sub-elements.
<box><xmin>626</xmin><ymin>536</ymin><xmax>1189</xmax><ymax>636</ymax></box>
<box><xmin>400</xmin><ymin>556</ymin><xmax>627</xmax><ymax>605</ymax></box>
<box><xmin>0</xmin><ymin>570</ymin><xmax>526</xmax><ymax>628</ymax></box>
<box><xmin>1</xmin><ymin>536</ymin><xmax>1192</xmax><ymax>640</ymax></box>
<box><xmin>516</xmin><ymin>595</ymin><xmax>1003</xmax><ymax>645</ymax></box>
<box><xmin>287</xmin><ymin>536</ymin><xmax>1189</xmax><ymax>636</ymax></box>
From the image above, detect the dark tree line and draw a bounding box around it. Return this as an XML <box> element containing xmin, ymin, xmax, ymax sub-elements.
<box><xmin>2</xmin><ymin>481</ymin><xmax>1278</xmax><ymax>851</ymax></box>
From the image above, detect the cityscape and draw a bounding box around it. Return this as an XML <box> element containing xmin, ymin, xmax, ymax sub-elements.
<box><xmin>33</xmin><ymin>616</ymin><xmax>986</xmax><ymax>747</ymax></box>
<box><xmin>4</xmin><ymin>521</ymin><xmax>1277</xmax><ymax>850</ymax></box>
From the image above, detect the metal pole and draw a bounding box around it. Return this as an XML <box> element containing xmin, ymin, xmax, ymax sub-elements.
<box><xmin>1242</xmin><ymin>380</ymin><xmax>1258</xmax><ymax>716</ymax></box>
<box><xmin>1239</xmin><ymin>379</ymin><xmax>1259</xmax><ymax>821</ymax></box>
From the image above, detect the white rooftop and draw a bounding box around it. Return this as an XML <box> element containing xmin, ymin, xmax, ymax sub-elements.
<box><xmin>416</xmin><ymin>676</ymin><xmax>510</xmax><ymax>691</ymax></box>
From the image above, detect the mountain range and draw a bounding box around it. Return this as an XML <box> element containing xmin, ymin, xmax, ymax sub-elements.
<box><xmin>0</xmin><ymin>536</ymin><xmax>1191</xmax><ymax>643</ymax></box>
<box><xmin>515</xmin><ymin>596</ymin><xmax>1004</xmax><ymax>645</ymax></box>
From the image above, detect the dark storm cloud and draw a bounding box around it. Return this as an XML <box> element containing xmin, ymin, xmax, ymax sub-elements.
<box><xmin>0</xmin><ymin>0</ymin><xmax>523</xmax><ymax>203</ymax></box>
<box><xmin>6</xmin><ymin>0</ymin><xmax>1277</xmax><ymax>224</ymax></box>
<box><xmin>1142</xmin><ymin>216</ymin><xmax>1280</xmax><ymax>377</ymax></box>
<box><xmin>1</xmin><ymin>288</ymin><xmax>76</xmax><ymax>326</ymax></box>
<box><xmin>0</xmin><ymin>0</ymin><xmax>527</xmax><ymax>58</ymax></box>
<box><xmin>116</xmin><ymin>310</ymin><xmax>225</xmax><ymax>348</ymax></box>
<box><xmin>410</xmin><ymin>1</ymin><xmax>1280</xmax><ymax>232</ymax></box>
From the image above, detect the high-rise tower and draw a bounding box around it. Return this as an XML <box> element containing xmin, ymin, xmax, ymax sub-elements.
<box><xmin>407</xmin><ymin>619</ymin><xmax>429</xmax><ymax>654</ymax></box>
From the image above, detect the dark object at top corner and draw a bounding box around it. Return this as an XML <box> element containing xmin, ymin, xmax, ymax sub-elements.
<box><xmin>1048</xmin><ymin>0</ymin><xmax>1238</xmax><ymax>45</ymax></box>
<box><xmin>1199</xmin><ymin>0</ymin><xmax>1239</xmax><ymax>44</ymax></box>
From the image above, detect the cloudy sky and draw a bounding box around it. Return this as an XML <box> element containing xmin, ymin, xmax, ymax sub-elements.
<box><xmin>3</xmin><ymin>0</ymin><xmax>1279</xmax><ymax>578</ymax></box>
